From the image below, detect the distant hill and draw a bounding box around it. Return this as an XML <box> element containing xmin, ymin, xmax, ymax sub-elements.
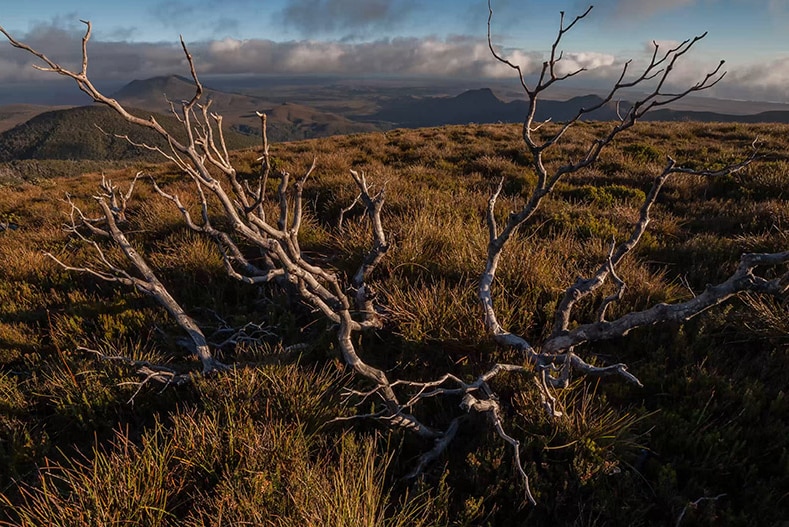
<box><xmin>364</xmin><ymin>88</ymin><xmax>789</xmax><ymax>127</ymax></box>
<box><xmin>0</xmin><ymin>104</ymin><xmax>72</xmax><ymax>133</ymax></box>
<box><xmin>112</xmin><ymin>75</ymin><xmax>264</xmax><ymax>117</ymax></box>
<box><xmin>111</xmin><ymin>75</ymin><xmax>379</xmax><ymax>142</ymax></box>
<box><xmin>0</xmin><ymin>105</ymin><xmax>257</xmax><ymax>163</ymax></box>
<box><xmin>263</xmin><ymin>102</ymin><xmax>381</xmax><ymax>139</ymax></box>
<box><xmin>365</xmin><ymin>89</ymin><xmax>622</xmax><ymax>127</ymax></box>
<box><xmin>6</xmin><ymin>80</ymin><xmax>789</xmax><ymax>168</ymax></box>
<box><xmin>644</xmin><ymin>108</ymin><xmax>789</xmax><ymax>124</ymax></box>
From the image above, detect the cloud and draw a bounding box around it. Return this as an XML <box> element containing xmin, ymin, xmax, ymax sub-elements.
<box><xmin>199</xmin><ymin>35</ymin><xmax>542</xmax><ymax>78</ymax></box>
<box><xmin>554</xmin><ymin>52</ymin><xmax>616</xmax><ymax>76</ymax></box>
<box><xmin>149</xmin><ymin>1</ymin><xmax>198</xmax><ymax>24</ymax></box>
<box><xmin>769</xmin><ymin>0</ymin><xmax>789</xmax><ymax>12</ymax></box>
<box><xmin>590</xmin><ymin>0</ymin><xmax>786</xmax><ymax>22</ymax></box>
<box><xmin>3</xmin><ymin>21</ymin><xmax>788</xmax><ymax>104</ymax></box>
<box><xmin>147</xmin><ymin>0</ymin><xmax>254</xmax><ymax>36</ymax></box>
<box><xmin>586</xmin><ymin>0</ymin><xmax>698</xmax><ymax>20</ymax></box>
<box><xmin>213</xmin><ymin>18</ymin><xmax>241</xmax><ymax>37</ymax></box>
<box><xmin>95</xmin><ymin>26</ymin><xmax>139</xmax><ymax>42</ymax></box>
<box><xmin>0</xmin><ymin>24</ymin><xmax>547</xmax><ymax>81</ymax></box>
<box><xmin>615</xmin><ymin>0</ymin><xmax>697</xmax><ymax>19</ymax></box>
<box><xmin>0</xmin><ymin>26</ymin><xmax>185</xmax><ymax>82</ymax></box>
<box><xmin>721</xmin><ymin>57</ymin><xmax>789</xmax><ymax>101</ymax></box>
<box><xmin>277</xmin><ymin>0</ymin><xmax>416</xmax><ymax>36</ymax></box>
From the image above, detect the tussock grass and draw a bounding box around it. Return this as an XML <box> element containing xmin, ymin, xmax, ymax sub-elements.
<box><xmin>1</xmin><ymin>121</ymin><xmax>788</xmax><ymax>525</ymax></box>
<box><xmin>385</xmin><ymin>278</ymin><xmax>481</xmax><ymax>343</ymax></box>
<box><xmin>5</xmin><ymin>428</ymin><xmax>184</xmax><ymax>527</ymax></box>
<box><xmin>2</xmin><ymin>364</ymin><xmax>444</xmax><ymax>527</ymax></box>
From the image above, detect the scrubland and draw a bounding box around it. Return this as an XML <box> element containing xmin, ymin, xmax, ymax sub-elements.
<box><xmin>0</xmin><ymin>121</ymin><xmax>787</xmax><ymax>525</ymax></box>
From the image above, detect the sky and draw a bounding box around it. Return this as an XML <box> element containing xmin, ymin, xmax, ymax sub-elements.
<box><xmin>1</xmin><ymin>0</ymin><xmax>789</xmax><ymax>102</ymax></box>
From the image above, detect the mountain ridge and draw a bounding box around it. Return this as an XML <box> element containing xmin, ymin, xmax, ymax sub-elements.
<box><xmin>4</xmin><ymin>77</ymin><xmax>789</xmax><ymax>166</ymax></box>
<box><xmin>364</xmin><ymin>89</ymin><xmax>789</xmax><ymax>128</ymax></box>
<box><xmin>110</xmin><ymin>75</ymin><xmax>379</xmax><ymax>142</ymax></box>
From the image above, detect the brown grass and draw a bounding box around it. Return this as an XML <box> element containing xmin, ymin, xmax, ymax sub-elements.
<box><xmin>1</xmin><ymin>121</ymin><xmax>788</xmax><ymax>525</ymax></box>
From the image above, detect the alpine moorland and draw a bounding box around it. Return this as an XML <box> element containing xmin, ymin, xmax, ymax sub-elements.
<box><xmin>0</xmin><ymin>119</ymin><xmax>787</xmax><ymax>525</ymax></box>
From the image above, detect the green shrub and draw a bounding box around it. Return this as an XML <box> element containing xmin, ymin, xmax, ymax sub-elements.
<box><xmin>622</xmin><ymin>142</ymin><xmax>662</xmax><ymax>163</ymax></box>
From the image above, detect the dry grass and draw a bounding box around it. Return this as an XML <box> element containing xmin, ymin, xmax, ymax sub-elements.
<box><xmin>1</xmin><ymin>121</ymin><xmax>788</xmax><ymax>525</ymax></box>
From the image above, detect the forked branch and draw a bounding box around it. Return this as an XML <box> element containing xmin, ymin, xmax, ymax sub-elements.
<box><xmin>46</xmin><ymin>180</ymin><xmax>225</xmax><ymax>374</ymax></box>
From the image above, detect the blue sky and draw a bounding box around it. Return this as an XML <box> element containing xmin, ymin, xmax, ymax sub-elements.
<box><xmin>1</xmin><ymin>0</ymin><xmax>789</xmax><ymax>101</ymax></box>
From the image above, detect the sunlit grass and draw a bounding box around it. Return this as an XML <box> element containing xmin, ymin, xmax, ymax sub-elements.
<box><xmin>1</xmin><ymin>121</ymin><xmax>788</xmax><ymax>524</ymax></box>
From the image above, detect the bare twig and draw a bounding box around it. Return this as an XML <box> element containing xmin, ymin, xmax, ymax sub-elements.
<box><xmin>675</xmin><ymin>494</ymin><xmax>726</xmax><ymax>526</ymax></box>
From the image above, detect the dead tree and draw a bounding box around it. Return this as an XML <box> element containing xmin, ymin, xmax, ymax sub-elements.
<box><xmin>0</xmin><ymin>22</ymin><xmax>438</xmax><ymax>439</ymax></box>
<box><xmin>476</xmin><ymin>3</ymin><xmax>785</xmax><ymax>395</ymax></box>
<box><xmin>2</xmin><ymin>5</ymin><xmax>787</xmax><ymax>505</ymax></box>
<box><xmin>458</xmin><ymin>1</ymin><xmax>786</xmax><ymax>502</ymax></box>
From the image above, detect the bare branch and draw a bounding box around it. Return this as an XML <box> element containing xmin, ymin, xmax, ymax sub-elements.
<box><xmin>462</xmin><ymin>393</ymin><xmax>536</xmax><ymax>505</ymax></box>
<box><xmin>544</xmin><ymin>251</ymin><xmax>789</xmax><ymax>354</ymax></box>
<box><xmin>487</xmin><ymin>0</ymin><xmax>529</xmax><ymax>92</ymax></box>
<box><xmin>48</xmin><ymin>180</ymin><xmax>226</xmax><ymax>374</ymax></box>
<box><xmin>676</xmin><ymin>494</ymin><xmax>727</xmax><ymax>526</ymax></box>
<box><xmin>405</xmin><ymin>417</ymin><xmax>464</xmax><ymax>480</ymax></box>
<box><xmin>79</xmin><ymin>346</ymin><xmax>193</xmax><ymax>386</ymax></box>
<box><xmin>595</xmin><ymin>245</ymin><xmax>626</xmax><ymax>323</ymax></box>
<box><xmin>337</xmin><ymin>193</ymin><xmax>361</xmax><ymax>232</ymax></box>
<box><xmin>543</xmin><ymin>6</ymin><xmax>594</xmax><ymax>89</ymax></box>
